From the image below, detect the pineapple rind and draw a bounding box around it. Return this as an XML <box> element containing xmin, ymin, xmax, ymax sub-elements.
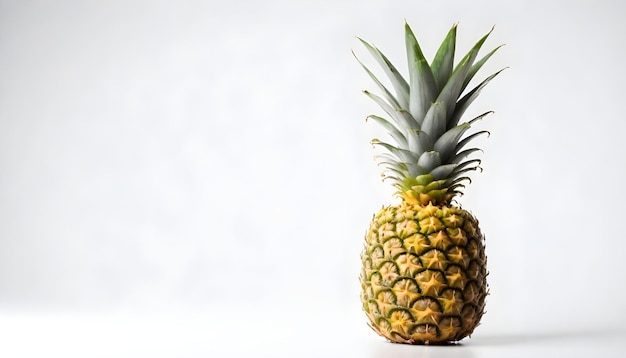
<box><xmin>360</xmin><ymin>202</ymin><xmax>487</xmax><ymax>344</ymax></box>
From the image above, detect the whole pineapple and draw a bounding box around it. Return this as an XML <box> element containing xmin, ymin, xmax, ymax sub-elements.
<box><xmin>356</xmin><ymin>23</ymin><xmax>504</xmax><ymax>344</ymax></box>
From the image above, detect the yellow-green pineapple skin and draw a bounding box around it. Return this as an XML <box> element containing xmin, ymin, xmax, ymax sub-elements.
<box><xmin>360</xmin><ymin>202</ymin><xmax>487</xmax><ymax>344</ymax></box>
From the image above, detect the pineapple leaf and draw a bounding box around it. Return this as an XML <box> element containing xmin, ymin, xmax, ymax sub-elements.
<box><xmin>467</xmin><ymin>111</ymin><xmax>494</xmax><ymax>126</ymax></box>
<box><xmin>411</xmin><ymin>174</ymin><xmax>435</xmax><ymax>186</ymax></box>
<box><xmin>367</xmin><ymin>115</ymin><xmax>407</xmax><ymax>147</ymax></box>
<box><xmin>447</xmin><ymin>179</ymin><xmax>470</xmax><ymax>192</ymax></box>
<box><xmin>436</xmin><ymin>27</ymin><xmax>492</xmax><ymax>122</ymax></box>
<box><xmin>371</xmin><ymin>139</ymin><xmax>419</xmax><ymax>163</ymax></box>
<box><xmin>354</xmin><ymin>51</ymin><xmax>402</xmax><ymax>109</ymax></box>
<box><xmin>448</xmin><ymin>169</ymin><xmax>480</xmax><ymax>186</ymax></box>
<box><xmin>421</xmin><ymin>101</ymin><xmax>447</xmax><ymax>139</ymax></box>
<box><xmin>455</xmin><ymin>130</ymin><xmax>490</xmax><ymax>155</ymax></box>
<box><xmin>431</xmin><ymin>24</ymin><xmax>457</xmax><ymax>92</ymax></box>
<box><xmin>417</xmin><ymin>151</ymin><xmax>441</xmax><ymax>172</ymax></box>
<box><xmin>405</xmin><ymin>22</ymin><xmax>437</xmax><ymax>123</ymax></box>
<box><xmin>455</xmin><ymin>26</ymin><xmax>494</xmax><ymax>73</ymax></box>
<box><xmin>374</xmin><ymin>152</ymin><xmax>400</xmax><ymax>163</ymax></box>
<box><xmin>407</xmin><ymin>129</ymin><xmax>433</xmax><ymax>155</ymax></box>
<box><xmin>449</xmin><ymin>173</ymin><xmax>476</xmax><ymax>185</ymax></box>
<box><xmin>450</xmin><ymin>68</ymin><xmax>506</xmax><ymax>127</ymax></box>
<box><xmin>453</xmin><ymin>158</ymin><xmax>482</xmax><ymax>173</ymax></box>
<box><xmin>450</xmin><ymin>148</ymin><xmax>482</xmax><ymax>164</ymax></box>
<box><xmin>433</xmin><ymin>123</ymin><xmax>471</xmax><ymax>162</ymax></box>
<box><xmin>375</xmin><ymin>154</ymin><xmax>423</xmax><ymax>177</ymax></box>
<box><xmin>363</xmin><ymin>91</ymin><xmax>417</xmax><ymax>131</ymax></box>
<box><xmin>385</xmin><ymin>175</ymin><xmax>403</xmax><ymax>183</ymax></box>
<box><xmin>398</xmin><ymin>109</ymin><xmax>420</xmax><ymax>132</ymax></box>
<box><xmin>430</xmin><ymin>164</ymin><xmax>458</xmax><ymax>180</ymax></box>
<box><xmin>446</xmin><ymin>181</ymin><xmax>468</xmax><ymax>196</ymax></box>
<box><xmin>407</xmin><ymin>164</ymin><xmax>424</xmax><ymax>177</ymax></box>
<box><xmin>378</xmin><ymin>161</ymin><xmax>409</xmax><ymax>177</ymax></box>
<box><xmin>357</xmin><ymin>38</ymin><xmax>410</xmax><ymax>109</ymax></box>
<box><xmin>462</xmin><ymin>44</ymin><xmax>505</xmax><ymax>93</ymax></box>
<box><xmin>450</xmin><ymin>176</ymin><xmax>471</xmax><ymax>185</ymax></box>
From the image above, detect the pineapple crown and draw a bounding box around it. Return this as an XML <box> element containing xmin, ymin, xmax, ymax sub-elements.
<box><xmin>355</xmin><ymin>22</ymin><xmax>504</xmax><ymax>206</ymax></box>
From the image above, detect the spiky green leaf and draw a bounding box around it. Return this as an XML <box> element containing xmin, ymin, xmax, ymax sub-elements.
<box><xmin>421</xmin><ymin>101</ymin><xmax>447</xmax><ymax>139</ymax></box>
<box><xmin>452</xmin><ymin>158</ymin><xmax>482</xmax><ymax>174</ymax></box>
<box><xmin>449</xmin><ymin>68</ymin><xmax>506</xmax><ymax>127</ymax></box>
<box><xmin>354</xmin><ymin>51</ymin><xmax>402</xmax><ymax>109</ymax></box>
<box><xmin>454</xmin><ymin>130</ymin><xmax>490</xmax><ymax>154</ymax></box>
<box><xmin>450</xmin><ymin>148</ymin><xmax>482</xmax><ymax>164</ymax></box>
<box><xmin>417</xmin><ymin>151</ymin><xmax>441</xmax><ymax>172</ymax></box>
<box><xmin>371</xmin><ymin>139</ymin><xmax>419</xmax><ymax>163</ymax></box>
<box><xmin>433</xmin><ymin>123</ymin><xmax>471</xmax><ymax>162</ymax></box>
<box><xmin>358</xmin><ymin>38</ymin><xmax>410</xmax><ymax>108</ymax></box>
<box><xmin>407</xmin><ymin>129</ymin><xmax>433</xmax><ymax>156</ymax></box>
<box><xmin>436</xmin><ymin>27</ymin><xmax>493</xmax><ymax>121</ymax></box>
<box><xmin>378</xmin><ymin>161</ymin><xmax>410</xmax><ymax>177</ymax></box>
<box><xmin>367</xmin><ymin>115</ymin><xmax>407</xmax><ymax>147</ymax></box>
<box><xmin>431</xmin><ymin>24</ymin><xmax>457</xmax><ymax>91</ymax></box>
<box><xmin>430</xmin><ymin>164</ymin><xmax>458</xmax><ymax>180</ymax></box>
<box><xmin>405</xmin><ymin>23</ymin><xmax>437</xmax><ymax>122</ymax></box>
<box><xmin>462</xmin><ymin>44</ymin><xmax>504</xmax><ymax>93</ymax></box>
<box><xmin>363</xmin><ymin>91</ymin><xmax>417</xmax><ymax>131</ymax></box>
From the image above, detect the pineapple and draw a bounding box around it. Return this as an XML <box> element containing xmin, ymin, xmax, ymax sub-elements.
<box><xmin>356</xmin><ymin>23</ymin><xmax>504</xmax><ymax>344</ymax></box>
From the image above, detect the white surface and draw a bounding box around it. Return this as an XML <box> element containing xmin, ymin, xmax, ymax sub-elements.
<box><xmin>1</xmin><ymin>0</ymin><xmax>626</xmax><ymax>356</ymax></box>
<box><xmin>1</xmin><ymin>307</ymin><xmax>625</xmax><ymax>357</ymax></box>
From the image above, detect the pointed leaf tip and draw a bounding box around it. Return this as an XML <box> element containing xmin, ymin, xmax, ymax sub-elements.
<box><xmin>405</xmin><ymin>22</ymin><xmax>437</xmax><ymax>121</ymax></box>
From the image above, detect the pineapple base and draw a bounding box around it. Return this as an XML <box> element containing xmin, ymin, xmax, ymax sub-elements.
<box><xmin>360</xmin><ymin>202</ymin><xmax>487</xmax><ymax>344</ymax></box>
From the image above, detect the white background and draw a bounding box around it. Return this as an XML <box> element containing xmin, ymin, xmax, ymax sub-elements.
<box><xmin>1</xmin><ymin>0</ymin><xmax>625</xmax><ymax>356</ymax></box>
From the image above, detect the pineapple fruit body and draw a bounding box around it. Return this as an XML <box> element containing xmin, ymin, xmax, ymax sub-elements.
<box><xmin>360</xmin><ymin>202</ymin><xmax>487</xmax><ymax>344</ymax></box>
